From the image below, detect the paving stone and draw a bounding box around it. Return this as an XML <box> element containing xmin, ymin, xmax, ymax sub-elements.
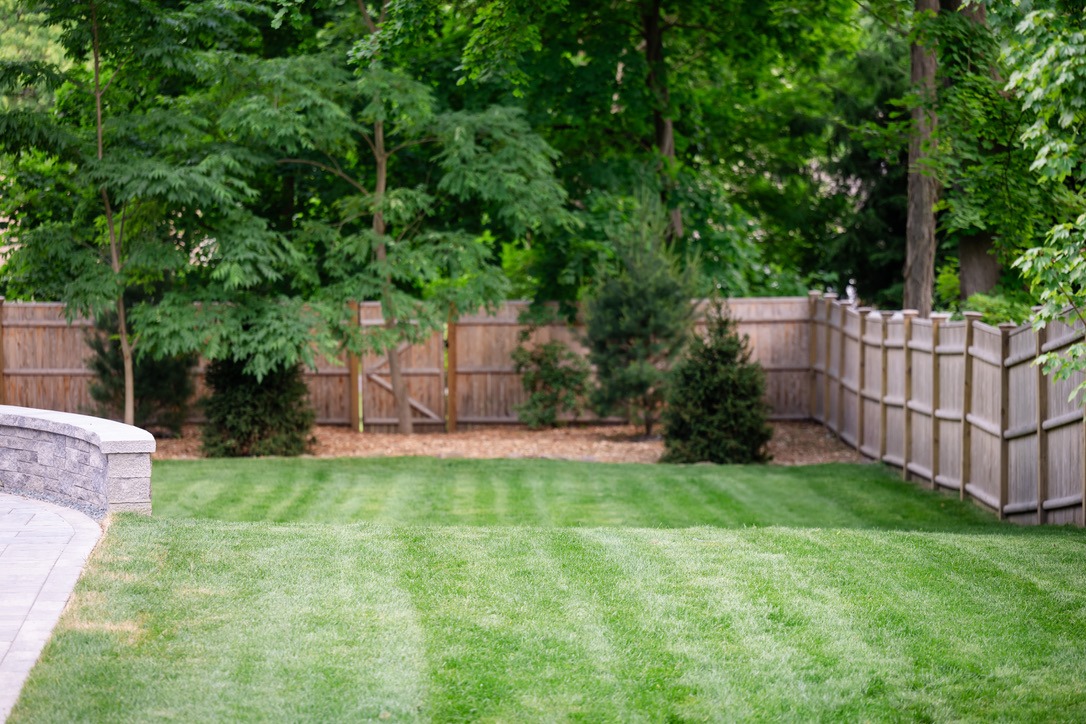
<box><xmin>0</xmin><ymin>493</ymin><xmax>100</xmax><ymax>722</ymax></box>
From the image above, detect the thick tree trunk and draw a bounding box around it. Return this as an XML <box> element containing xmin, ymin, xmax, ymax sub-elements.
<box><xmin>943</xmin><ymin>0</ymin><xmax>1000</xmax><ymax>298</ymax></box>
<box><xmin>904</xmin><ymin>0</ymin><xmax>940</xmax><ymax>317</ymax></box>
<box><xmin>959</xmin><ymin>233</ymin><xmax>1000</xmax><ymax>298</ymax></box>
<box><xmin>640</xmin><ymin>0</ymin><xmax>683</xmax><ymax>239</ymax></box>
<box><xmin>372</xmin><ymin>119</ymin><xmax>413</xmax><ymax>434</ymax></box>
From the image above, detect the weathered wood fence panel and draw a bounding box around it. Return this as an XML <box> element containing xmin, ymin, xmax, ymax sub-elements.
<box><xmin>359</xmin><ymin>302</ymin><xmax>445</xmax><ymax>433</ymax></box>
<box><xmin>8</xmin><ymin>293</ymin><xmax>1086</xmax><ymax>526</ymax></box>
<box><xmin>811</xmin><ymin>292</ymin><xmax>1085</xmax><ymax>526</ymax></box>
<box><xmin>1</xmin><ymin>302</ymin><xmax>95</xmax><ymax>412</ymax></box>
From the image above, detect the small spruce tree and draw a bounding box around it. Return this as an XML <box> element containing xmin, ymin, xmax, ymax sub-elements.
<box><xmin>584</xmin><ymin>206</ymin><xmax>694</xmax><ymax>436</ymax></box>
<box><xmin>661</xmin><ymin>302</ymin><xmax>772</xmax><ymax>464</ymax></box>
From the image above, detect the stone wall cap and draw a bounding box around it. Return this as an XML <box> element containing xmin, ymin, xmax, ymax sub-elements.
<box><xmin>0</xmin><ymin>405</ymin><xmax>155</xmax><ymax>454</ymax></box>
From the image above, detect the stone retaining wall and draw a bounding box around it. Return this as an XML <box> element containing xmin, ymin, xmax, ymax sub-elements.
<box><xmin>0</xmin><ymin>405</ymin><xmax>154</xmax><ymax>519</ymax></box>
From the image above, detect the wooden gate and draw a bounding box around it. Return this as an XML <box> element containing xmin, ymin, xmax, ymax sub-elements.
<box><xmin>358</xmin><ymin>302</ymin><xmax>446</xmax><ymax>433</ymax></box>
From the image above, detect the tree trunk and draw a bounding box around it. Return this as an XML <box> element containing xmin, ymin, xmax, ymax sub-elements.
<box><xmin>959</xmin><ymin>233</ymin><xmax>1000</xmax><ymax>299</ymax></box>
<box><xmin>943</xmin><ymin>0</ymin><xmax>1001</xmax><ymax>298</ymax></box>
<box><xmin>904</xmin><ymin>0</ymin><xmax>940</xmax><ymax>317</ymax></box>
<box><xmin>640</xmin><ymin>0</ymin><xmax>683</xmax><ymax>239</ymax></box>
<box><xmin>372</xmin><ymin>118</ymin><xmax>413</xmax><ymax>434</ymax></box>
<box><xmin>91</xmin><ymin>1</ymin><xmax>136</xmax><ymax>426</ymax></box>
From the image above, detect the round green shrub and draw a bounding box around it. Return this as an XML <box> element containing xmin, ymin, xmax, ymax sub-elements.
<box><xmin>661</xmin><ymin>305</ymin><xmax>772</xmax><ymax>464</ymax></box>
<box><xmin>512</xmin><ymin>339</ymin><xmax>590</xmax><ymax>429</ymax></box>
<box><xmin>201</xmin><ymin>359</ymin><xmax>315</xmax><ymax>457</ymax></box>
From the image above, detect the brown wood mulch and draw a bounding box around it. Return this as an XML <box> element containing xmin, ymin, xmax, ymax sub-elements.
<box><xmin>153</xmin><ymin>420</ymin><xmax>866</xmax><ymax>466</ymax></box>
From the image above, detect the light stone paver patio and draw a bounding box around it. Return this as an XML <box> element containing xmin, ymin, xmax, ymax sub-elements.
<box><xmin>0</xmin><ymin>492</ymin><xmax>101</xmax><ymax>722</ymax></box>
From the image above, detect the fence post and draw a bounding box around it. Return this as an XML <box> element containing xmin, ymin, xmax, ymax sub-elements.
<box><xmin>836</xmin><ymin>302</ymin><xmax>849</xmax><ymax>438</ymax></box>
<box><xmin>901</xmin><ymin>309</ymin><xmax>918</xmax><ymax>481</ymax></box>
<box><xmin>1035</xmin><ymin>317</ymin><xmax>1048</xmax><ymax>525</ymax></box>
<box><xmin>823</xmin><ymin>293</ymin><xmax>838</xmax><ymax>432</ymax></box>
<box><xmin>808</xmin><ymin>291</ymin><xmax>822</xmax><ymax>421</ymax></box>
<box><xmin>998</xmin><ymin>322</ymin><xmax>1015</xmax><ymax>519</ymax></box>
<box><xmin>930</xmin><ymin>313</ymin><xmax>950</xmax><ymax>490</ymax></box>
<box><xmin>0</xmin><ymin>296</ymin><xmax>5</xmax><ymax>406</ymax></box>
<box><xmin>856</xmin><ymin>308</ymin><xmax>871</xmax><ymax>453</ymax></box>
<box><xmin>960</xmin><ymin>312</ymin><xmax>981</xmax><ymax>501</ymax></box>
<box><xmin>446</xmin><ymin>304</ymin><xmax>458</xmax><ymax>433</ymax></box>
<box><xmin>347</xmin><ymin>302</ymin><xmax>361</xmax><ymax>432</ymax></box>
<box><xmin>878</xmin><ymin>312</ymin><xmax>890</xmax><ymax>462</ymax></box>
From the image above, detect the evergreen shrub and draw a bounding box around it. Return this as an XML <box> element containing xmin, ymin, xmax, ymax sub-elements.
<box><xmin>661</xmin><ymin>303</ymin><xmax>772</xmax><ymax>464</ymax></box>
<box><xmin>512</xmin><ymin>338</ymin><xmax>589</xmax><ymax>428</ymax></box>
<box><xmin>86</xmin><ymin>314</ymin><xmax>194</xmax><ymax>437</ymax></box>
<box><xmin>201</xmin><ymin>359</ymin><xmax>315</xmax><ymax>457</ymax></box>
<box><xmin>584</xmin><ymin>235</ymin><xmax>694</xmax><ymax>436</ymax></box>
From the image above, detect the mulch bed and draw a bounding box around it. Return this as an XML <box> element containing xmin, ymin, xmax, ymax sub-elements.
<box><xmin>153</xmin><ymin>420</ymin><xmax>867</xmax><ymax>466</ymax></box>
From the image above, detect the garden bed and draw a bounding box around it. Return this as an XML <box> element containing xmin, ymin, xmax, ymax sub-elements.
<box><xmin>153</xmin><ymin>420</ymin><xmax>866</xmax><ymax>465</ymax></box>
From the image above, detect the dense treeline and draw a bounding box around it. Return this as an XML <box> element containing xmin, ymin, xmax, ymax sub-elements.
<box><xmin>3</xmin><ymin>0</ymin><xmax>1086</xmax><ymax>427</ymax></box>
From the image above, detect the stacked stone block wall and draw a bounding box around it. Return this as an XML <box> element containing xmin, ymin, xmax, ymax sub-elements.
<box><xmin>0</xmin><ymin>406</ymin><xmax>154</xmax><ymax>519</ymax></box>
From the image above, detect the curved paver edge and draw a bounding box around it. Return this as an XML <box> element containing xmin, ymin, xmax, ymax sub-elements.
<box><xmin>0</xmin><ymin>405</ymin><xmax>155</xmax><ymax>520</ymax></box>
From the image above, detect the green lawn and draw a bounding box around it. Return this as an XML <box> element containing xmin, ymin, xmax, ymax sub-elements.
<box><xmin>12</xmin><ymin>459</ymin><xmax>1086</xmax><ymax>722</ymax></box>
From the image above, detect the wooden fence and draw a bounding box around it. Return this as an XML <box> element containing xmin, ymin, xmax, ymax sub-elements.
<box><xmin>0</xmin><ymin>298</ymin><xmax>811</xmax><ymax>430</ymax></box>
<box><xmin>6</xmin><ymin>294</ymin><xmax>1086</xmax><ymax>526</ymax></box>
<box><xmin>811</xmin><ymin>292</ymin><xmax>1086</xmax><ymax>526</ymax></box>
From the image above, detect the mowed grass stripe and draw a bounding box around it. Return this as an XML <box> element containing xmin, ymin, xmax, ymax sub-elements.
<box><xmin>14</xmin><ymin>517</ymin><xmax>1086</xmax><ymax>722</ymax></box>
<box><xmin>151</xmin><ymin>458</ymin><xmax>999</xmax><ymax>530</ymax></box>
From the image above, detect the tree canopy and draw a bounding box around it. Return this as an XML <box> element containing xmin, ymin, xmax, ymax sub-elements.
<box><xmin>2</xmin><ymin>0</ymin><xmax>1084</xmax><ymax>416</ymax></box>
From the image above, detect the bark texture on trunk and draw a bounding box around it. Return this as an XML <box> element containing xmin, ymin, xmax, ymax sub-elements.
<box><xmin>958</xmin><ymin>233</ymin><xmax>1000</xmax><ymax>299</ymax></box>
<box><xmin>904</xmin><ymin>0</ymin><xmax>940</xmax><ymax>317</ymax></box>
<box><xmin>640</xmin><ymin>0</ymin><xmax>683</xmax><ymax>239</ymax></box>
<box><xmin>945</xmin><ymin>0</ymin><xmax>1001</xmax><ymax>298</ymax></box>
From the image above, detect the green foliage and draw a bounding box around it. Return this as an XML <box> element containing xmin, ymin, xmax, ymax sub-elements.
<box><xmin>201</xmin><ymin>359</ymin><xmax>314</xmax><ymax>457</ymax></box>
<box><xmin>511</xmin><ymin>336</ymin><xmax>589</xmax><ymax>429</ymax></box>
<box><xmin>584</xmin><ymin>198</ymin><xmax>695</xmax><ymax>436</ymax></box>
<box><xmin>661</xmin><ymin>303</ymin><xmax>772</xmax><ymax>464</ymax></box>
<box><xmin>1007</xmin><ymin>7</ymin><xmax>1086</xmax><ymax>401</ymax></box>
<box><xmin>927</xmin><ymin>6</ymin><xmax>1054</xmax><ymax>262</ymax></box>
<box><xmin>961</xmin><ymin>292</ymin><xmax>1033</xmax><ymax>326</ymax></box>
<box><xmin>935</xmin><ymin>258</ymin><xmax>962</xmax><ymax>311</ymax></box>
<box><xmin>85</xmin><ymin>314</ymin><xmax>195</xmax><ymax>437</ymax></box>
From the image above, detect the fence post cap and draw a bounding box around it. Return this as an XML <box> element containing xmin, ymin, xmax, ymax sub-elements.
<box><xmin>823</xmin><ymin>292</ymin><xmax>839</xmax><ymax>301</ymax></box>
<box><xmin>962</xmin><ymin>311</ymin><xmax>984</xmax><ymax>321</ymax></box>
<box><xmin>901</xmin><ymin>309</ymin><xmax>920</xmax><ymax>318</ymax></box>
<box><xmin>807</xmin><ymin>290</ymin><xmax>824</xmax><ymax>299</ymax></box>
<box><xmin>929</xmin><ymin>312</ymin><xmax>952</xmax><ymax>323</ymax></box>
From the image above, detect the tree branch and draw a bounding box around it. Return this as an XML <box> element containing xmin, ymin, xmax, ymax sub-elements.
<box><xmin>852</xmin><ymin>0</ymin><xmax>906</xmax><ymax>37</ymax></box>
<box><xmin>277</xmin><ymin>158</ymin><xmax>370</xmax><ymax>196</ymax></box>
<box><xmin>388</xmin><ymin>136</ymin><xmax>436</xmax><ymax>156</ymax></box>
<box><xmin>357</xmin><ymin>0</ymin><xmax>378</xmax><ymax>34</ymax></box>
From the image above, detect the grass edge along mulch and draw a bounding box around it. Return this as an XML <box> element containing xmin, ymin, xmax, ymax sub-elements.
<box><xmin>12</xmin><ymin>459</ymin><xmax>1086</xmax><ymax>722</ymax></box>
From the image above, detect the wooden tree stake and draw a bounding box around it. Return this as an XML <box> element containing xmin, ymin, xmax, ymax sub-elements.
<box><xmin>447</xmin><ymin>304</ymin><xmax>459</xmax><ymax>433</ymax></box>
<box><xmin>808</xmin><ymin>291</ymin><xmax>822</xmax><ymax>421</ymax></box>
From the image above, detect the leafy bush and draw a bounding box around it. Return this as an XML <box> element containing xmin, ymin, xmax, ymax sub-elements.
<box><xmin>201</xmin><ymin>359</ymin><xmax>315</xmax><ymax>457</ymax></box>
<box><xmin>963</xmin><ymin>292</ymin><xmax>1032</xmax><ymax>325</ymax></box>
<box><xmin>512</xmin><ymin>338</ymin><xmax>590</xmax><ymax>428</ymax></box>
<box><xmin>584</xmin><ymin>232</ymin><xmax>694</xmax><ymax>436</ymax></box>
<box><xmin>661</xmin><ymin>303</ymin><xmax>772</xmax><ymax>464</ymax></box>
<box><xmin>86</xmin><ymin>314</ymin><xmax>195</xmax><ymax>437</ymax></box>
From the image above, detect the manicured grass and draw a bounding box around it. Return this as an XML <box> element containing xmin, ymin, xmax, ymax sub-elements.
<box><xmin>151</xmin><ymin>458</ymin><xmax>999</xmax><ymax>530</ymax></box>
<box><xmin>12</xmin><ymin>460</ymin><xmax>1086</xmax><ymax>722</ymax></box>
